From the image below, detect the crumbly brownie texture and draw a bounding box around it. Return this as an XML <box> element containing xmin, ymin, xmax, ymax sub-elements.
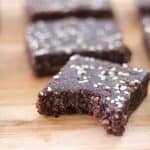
<box><xmin>27</xmin><ymin>18</ymin><xmax>131</xmax><ymax>76</ymax></box>
<box><xmin>37</xmin><ymin>55</ymin><xmax>149</xmax><ymax>136</ymax></box>
<box><xmin>143</xmin><ymin>16</ymin><xmax>150</xmax><ymax>55</ymax></box>
<box><xmin>138</xmin><ymin>0</ymin><xmax>150</xmax><ymax>14</ymax></box>
<box><xmin>27</xmin><ymin>0</ymin><xmax>113</xmax><ymax>21</ymax></box>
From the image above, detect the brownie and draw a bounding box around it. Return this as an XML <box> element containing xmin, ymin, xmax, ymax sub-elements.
<box><xmin>27</xmin><ymin>0</ymin><xmax>113</xmax><ymax>21</ymax></box>
<box><xmin>26</xmin><ymin>18</ymin><xmax>131</xmax><ymax>76</ymax></box>
<box><xmin>138</xmin><ymin>0</ymin><xmax>150</xmax><ymax>14</ymax></box>
<box><xmin>143</xmin><ymin>16</ymin><xmax>150</xmax><ymax>56</ymax></box>
<box><xmin>36</xmin><ymin>55</ymin><xmax>149</xmax><ymax>136</ymax></box>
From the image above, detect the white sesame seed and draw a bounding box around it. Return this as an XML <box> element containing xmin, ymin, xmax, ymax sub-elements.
<box><xmin>106</xmin><ymin>97</ymin><xmax>111</xmax><ymax>101</ymax></box>
<box><xmin>117</xmin><ymin>103</ymin><xmax>123</xmax><ymax>108</ymax></box>
<box><xmin>115</xmin><ymin>90</ymin><xmax>121</xmax><ymax>93</ymax></box>
<box><xmin>120</xmin><ymin>85</ymin><xmax>127</xmax><ymax>91</ymax></box>
<box><xmin>47</xmin><ymin>87</ymin><xmax>52</xmax><ymax>92</ymax></box>
<box><xmin>70</xmin><ymin>55</ymin><xmax>79</xmax><ymax>61</ymax></box>
<box><xmin>98</xmin><ymin>66</ymin><xmax>103</xmax><ymax>70</ymax></box>
<box><xmin>112</xmin><ymin>76</ymin><xmax>118</xmax><ymax>80</ymax></box>
<box><xmin>89</xmin><ymin>65</ymin><xmax>95</xmax><ymax>70</ymax></box>
<box><xmin>70</xmin><ymin>64</ymin><xmax>76</xmax><ymax>68</ymax></box>
<box><xmin>93</xmin><ymin>84</ymin><xmax>98</xmax><ymax>88</ymax></box>
<box><xmin>119</xmin><ymin>80</ymin><xmax>126</xmax><ymax>84</ymax></box>
<box><xmin>124</xmin><ymin>91</ymin><xmax>130</xmax><ymax>95</ymax></box>
<box><xmin>105</xmin><ymin>86</ymin><xmax>111</xmax><ymax>90</ymax></box>
<box><xmin>122</xmin><ymin>64</ymin><xmax>128</xmax><ymax>68</ymax></box>
<box><xmin>133</xmin><ymin>68</ymin><xmax>144</xmax><ymax>72</ymax></box>
<box><xmin>110</xmin><ymin>67</ymin><xmax>116</xmax><ymax>71</ymax></box>
<box><xmin>98</xmin><ymin>74</ymin><xmax>106</xmax><ymax>80</ymax></box>
<box><xmin>39</xmin><ymin>91</ymin><xmax>44</xmax><ymax>96</ymax></box>
<box><xmin>97</xmin><ymin>82</ymin><xmax>103</xmax><ymax>85</ymax></box>
<box><xmin>78</xmin><ymin>80</ymin><xmax>88</xmax><ymax>84</ymax></box>
<box><xmin>118</xmin><ymin>72</ymin><xmax>129</xmax><ymax>77</ymax></box>
<box><xmin>54</xmin><ymin>75</ymin><xmax>60</xmax><ymax>79</ymax></box>
<box><xmin>111</xmin><ymin>100</ymin><xmax>115</xmax><ymax>103</ymax></box>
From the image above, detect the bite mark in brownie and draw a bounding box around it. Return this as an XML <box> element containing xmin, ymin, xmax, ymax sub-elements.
<box><xmin>36</xmin><ymin>55</ymin><xmax>149</xmax><ymax>136</ymax></box>
<box><xmin>27</xmin><ymin>0</ymin><xmax>113</xmax><ymax>21</ymax></box>
<box><xmin>26</xmin><ymin>18</ymin><xmax>131</xmax><ymax>76</ymax></box>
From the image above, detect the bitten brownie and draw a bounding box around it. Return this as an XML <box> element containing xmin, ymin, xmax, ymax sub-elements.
<box><xmin>26</xmin><ymin>18</ymin><xmax>131</xmax><ymax>76</ymax></box>
<box><xmin>27</xmin><ymin>0</ymin><xmax>113</xmax><ymax>21</ymax></box>
<box><xmin>36</xmin><ymin>55</ymin><xmax>149</xmax><ymax>136</ymax></box>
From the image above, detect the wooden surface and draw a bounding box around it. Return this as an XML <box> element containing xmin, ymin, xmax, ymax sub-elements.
<box><xmin>0</xmin><ymin>0</ymin><xmax>150</xmax><ymax>149</ymax></box>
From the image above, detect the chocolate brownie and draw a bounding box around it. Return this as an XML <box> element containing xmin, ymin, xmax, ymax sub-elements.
<box><xmin>143</xmin><ymin>16</ymin><xmax>150</xmax><ymax>56</ymax></box>
<box><xmin>138</xmin><ymin>0</ymin><xmax>150</xmax><ymax>14</ymax></box>
<box><xmin>26</xmin><ymin>18</ymin><xmax>131</xmax><ymax>76</ymax></box>
<box><xmin>27</xmin><ymin>0</ymin><xmax>113</xmax><ymax>21</ymax></box>
<box><xmin>36</xmin><ymin>55</ymin><xmax>149</xmax><ymax>136</ymax></box>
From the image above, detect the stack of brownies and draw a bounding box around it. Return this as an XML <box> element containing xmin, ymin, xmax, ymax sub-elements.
<box><xmin>26</xmin><ymin>0</ymin><xmax>149</xmax><ymax>136</ymax></box>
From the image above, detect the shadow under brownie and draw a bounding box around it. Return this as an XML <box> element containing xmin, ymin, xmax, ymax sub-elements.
<box><xmin>26</xmin><ymin>18</ymin><xmax>131</xmax><ymax>76</ymax></box>
<box><xmin>37</xmin><ymin>55</ymin><xmax>149</xmax><ymax>136</ymax></box>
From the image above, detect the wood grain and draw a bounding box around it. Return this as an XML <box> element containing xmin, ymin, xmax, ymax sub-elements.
<box><xmin>0</xmin><ymin>0</ymin><xmax>150</xmax><ymax>149</ymax></box>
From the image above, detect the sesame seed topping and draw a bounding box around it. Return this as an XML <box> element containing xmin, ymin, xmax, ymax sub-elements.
<box><xmin>70</xmin><ymin>55</ymin><xmax>79</xmax><ymax>61</ymax></box>
<box><xmin>78</xmin><ymin>80</ymin><xmax>89</xmax><ymax>84</ymax></box>
<box><xmin>111</xmin><ymin>100</ymin><xmax>115</xmax><ymax>103</ymax></box>
<box><xmin>104</xmin><ymin>86</ymin><xmax>111</xmax><ymax>90</ymax></box>
<box><xmin>93</xmin><ymin>84</ymin><xmax>98</xmax><ymax>88</ymax></box>
<box><xmin>39</xmin><ymin>91</ymin><xmax>44</xmax><ymax>96</ymax></box>
<box><xmin>106</xmin><ymin>97</ymin><xmax>111</xmax><ymax>101</ymax></box>
<box><xmin>98</xmin><ymin>74</ymin><xmax>106</xmax><ymax>80</ymax></box>
<box><xmin>133</xmin><ymin>68</ymin><xmax>144</xmax><ymax>72</ymax></box>
<box><xmin>76</xmin><ymin>65</ymin><xmax>87</xmax><ymax>76</ymax></box>
<box><xmin>98</xmin><ymin>66</ymin><xmax>103</xmax><ymax>70</ymax></box>
<box><xmin>47</xmin><ymin>87</ymin><xmax>52</xmax><ymax>92</ymax></box>
<box><xmin>54</xmin><ymin>75</ymin><xmax>60</xmax><ymax>79</ymax></box>
<box><xmin>117</xmin><ymin>103</ymin><xmax>123</xmax><ymax>108</ymax></box>
<box><xmin>120</xmin><ymin>85</ymin><xmax>127</xmax><ymax>91</ymax></box>
<box><xmin>122</xmin><ymin>64</ymin><xmax>128</xmax><ymax>68</ymax></box>
<box><xmin>118</xmin><ymin>71</ymin><xmax>129</xmax><ymax>77</ymax></box>
<box><xmin>124</xmin><ymin>91</ymin><xmax>130</xmax><ymax>95</ymax></box>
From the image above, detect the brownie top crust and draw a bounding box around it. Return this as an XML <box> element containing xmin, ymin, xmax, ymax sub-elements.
<box><xmin>40</xmin><ymin>55</ymin><xmax>149</xmax><ymax>111</ymax></box>
<box><xmin>27</xmin><ymin>18</ymin><xmax>128</xmax><ymax>57</ymax></box>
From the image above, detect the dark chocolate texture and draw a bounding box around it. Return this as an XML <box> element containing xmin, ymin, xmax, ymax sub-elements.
<box><xmin>27</xmin><ymin>0</ymin><xmax>113</xmax><ymax>21</ymax></box>
<box><xmin>37</xmin><ymin>55</ymin><xmax>149</xmax><ymax>136</ymax></box>
<box><xmin>27</xmin><ymin>18</ymin><xmax>131</xmax><ymax>76</ymax></box>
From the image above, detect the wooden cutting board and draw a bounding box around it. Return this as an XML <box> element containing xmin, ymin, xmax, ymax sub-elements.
<box><xmin>0</xmin><ymin>0</ymin><xmax>150</xmax><ymax>149</ymax></box>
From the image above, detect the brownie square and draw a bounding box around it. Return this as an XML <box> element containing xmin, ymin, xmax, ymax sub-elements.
<box><xmin>36</xmin><ymin>55</ymin><xmax>149</xmax><ymax>136</ymax></box>
<box><xmin>27</xmin><ymin>0</ymin><xmax>113</xmax><ymax>21</ymax></box>
<box><xmin>26</xmin><ymin>18</ymin><xmax>131</xmax><ymax>76</ymax></box>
